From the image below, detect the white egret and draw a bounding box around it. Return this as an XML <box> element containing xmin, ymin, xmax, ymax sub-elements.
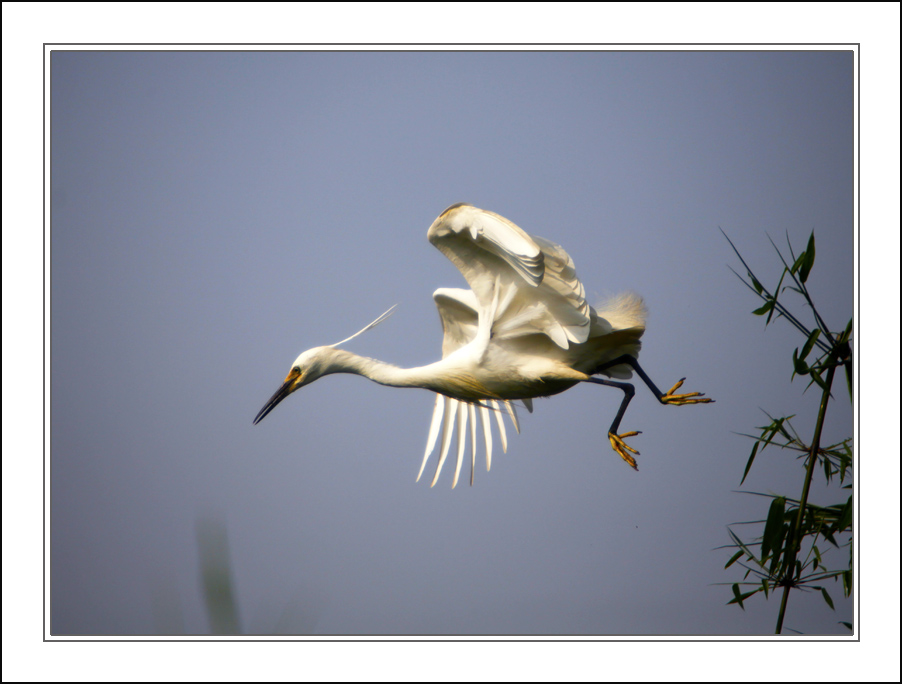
<box><xmin>254</xmin><ymin>203</ymin><xmax>712</xmax><ymax>486</ymax></box>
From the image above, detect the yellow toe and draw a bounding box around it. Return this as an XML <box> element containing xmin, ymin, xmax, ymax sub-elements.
<box><xmin>608</xmin><ymin>431</ymin><xmax>641</xmax><ymax>470</ymax></box>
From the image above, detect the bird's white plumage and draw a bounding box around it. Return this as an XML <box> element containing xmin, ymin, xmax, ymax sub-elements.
<box><xmin>253</xmin><ymin>202</ymin><xmax>694</xmax><ymax>487</ymax></box>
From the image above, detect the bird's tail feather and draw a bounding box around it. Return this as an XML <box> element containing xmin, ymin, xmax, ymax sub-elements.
<box><xmin>590</xmin><ymin>292</ymin><xmax>646</xmax><ymax>379</ymax></box>
<box><xmin>595</xmin><ymin>292</ymin><xmax>647</xmax><ymax>331</ymax></box>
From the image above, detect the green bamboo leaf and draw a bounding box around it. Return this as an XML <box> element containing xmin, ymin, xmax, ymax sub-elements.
<box><xmin>753</xmin><ymin>300</ymin><xmax>775</xmax><ymax>316</ymax></box>
<box><xmin>740</xmin><ymin>441</ymin><xmax>759</xmax><ymax>486</ymax></box>
<box><xmin>838</xmin><ymin>494</ymin><xmax>853</xmax><ymax>532</ymax></box>
<box><xmin>773</xmin><ymin>416</ymin><xmax>793</xmax><ymax>442</ymax></box>
<box><xmin>727</xmin><ymin>529</ymin><xmax>764</xmax><ymax>569</ymax></box>
<box><xmin>844</xmin><ymin>360</ymin><xmax>853</xmax><ymax>405</ymax></box>
<box><xmin>725</xmin><ymin>550</ymin><xmax>744</xmax><ymax>569</ymax></box>
<box><xmin>841</xmin><ymin>447</ymin><xmax>852</xmax><ymax>482</ymax></box>
<box><xmin>792</xmin><ymin>348</ymin><xmax>810</xmax><ymax>375</ymax></box>
<box><xmin>800</xmin><ymin>329</ymin><xmax>821</xmax><ymax>361</ymax></box>
<box><xmin>768</xmin><ymin>531</ymin><xmax>786</xmax><ymax>576</ymax></box>
<box><xmin>728</xmin><ymin>529</ymin><xmax>754</xmax><ymax>556</ymax></box>
<box><xmin>761</xmin><ymin>496</ymin><xmax>786</xmax><ymax>559</ymax></box>
<box><xmin>809</xmin><ymin>368</ymin><xmax>829</xmax><ymax>393</ymax></box>
<box><xmin>841</xmin><ymin>316</ymin><xmax>853</xmax><ymax>343</ymax></box>
<box><xmin>728</xmin><ymin>584</ymin><xmax>760</xmax><ymax>609</ymax></box>
<box><xmin>750</xmin><ymin>273</ymin><xmax>764</xmax><ymax>294</ymax></box>
<box><xmin>820</xmin><ymin>587</ymin><xmax>835</xmax><ymax>611</ymax></box>
<box><xmin>799</xmin><ymin>232</ymin><xmax>816</xmax><ymax>283</ymax></box>
<box><xmin>840</xmin><ymin>621</ymin><xmax>853</xmax><ymax>632</ymax></box>
<box><xmin>766</xmin><ymin>270</ymin><xmax>787</xmax><ymax>326</ymax></box>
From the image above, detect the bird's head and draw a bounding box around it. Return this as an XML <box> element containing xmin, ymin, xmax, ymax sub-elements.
<box><xmin>253</xmin><ymin>306</ymin><xmax>397</xmax><ymax>426</ymax></box>
<box><xmin>252</xmin><ymin>346</ymin><xmax>337</xmax><ymax>425</ymax></box>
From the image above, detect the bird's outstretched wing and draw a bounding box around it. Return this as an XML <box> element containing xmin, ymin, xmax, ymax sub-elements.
<box><xmin>427</xmin><ymin>203</ymin><xmax>591</xmax><ymax>349</ymax></box>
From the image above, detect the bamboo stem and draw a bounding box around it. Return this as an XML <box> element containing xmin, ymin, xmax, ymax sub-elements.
<box><xmin>774</xmin><ymin>361</ymin><xmax>837</xmax><ymax>634</ymax></box>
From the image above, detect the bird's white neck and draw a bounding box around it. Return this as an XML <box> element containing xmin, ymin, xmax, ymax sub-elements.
<box><xmin>320</xmin><ymin>348</ymin><xmax>490</xmax><ymax>400</ymax></box>
<box><xmin>321</xmin><ymin>348</ymin><xmax>437</xmax><ymax>389</ymax></box>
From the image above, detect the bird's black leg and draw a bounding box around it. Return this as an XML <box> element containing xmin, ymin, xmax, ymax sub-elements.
<box><xmin>583</xmin><ymin>377</ymin><xmax>641</xmax><ymax>470</ymax></box>
<box><xmin>592</xmin><ymin>355</ymin><xmax>714</xmax><ymax>406</ymax></box>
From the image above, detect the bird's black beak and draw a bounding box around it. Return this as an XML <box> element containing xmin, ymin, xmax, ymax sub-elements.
<box><xmin>253</xmin><ymin>370</ymin><xmax>299</xmax><ymax>425</ymax></box>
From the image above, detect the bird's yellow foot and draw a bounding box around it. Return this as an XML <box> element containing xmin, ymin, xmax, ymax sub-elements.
<box><xmin>609</xmin><ymin>431</ymin><xmax>641</xmax><ymax>470</ymax></box>
<box><xmin>660</xmin><ymin>378</ymin><xmax>714</xmax><ymax>406</ymax></box>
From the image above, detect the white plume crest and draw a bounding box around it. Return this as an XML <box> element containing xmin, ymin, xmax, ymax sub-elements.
<box><xmin>331</xmin><ymin>305</ymin><xmax>398</xmax><ymax>348</ymax></box>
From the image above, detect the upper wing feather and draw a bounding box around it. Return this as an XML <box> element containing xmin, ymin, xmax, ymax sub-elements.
<box><xmin>428</xmin><ymin>203</ymin><xmax>544</xmax><ymax>291</ymax></box>
<box><xmin>432</xmin><ymin>287</ymin><xmax>478</xmax><ymax>358</ymax></box>
<box><xmin>428</xmin><ymin>203</ymin><xmax>591</xmax><ymax>349</ymax></box>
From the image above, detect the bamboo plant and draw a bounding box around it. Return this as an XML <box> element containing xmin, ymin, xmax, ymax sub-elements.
<box><xmin>720</xmin><ymin>230</ymin><xmax>853</xmax><ymax>634</ymax></box>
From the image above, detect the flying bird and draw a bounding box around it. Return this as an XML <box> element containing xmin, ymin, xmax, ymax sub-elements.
<box><xmin>254</xmin><ymin>203</ymin><xmax>712</xmax><ymax>486</ymax></box>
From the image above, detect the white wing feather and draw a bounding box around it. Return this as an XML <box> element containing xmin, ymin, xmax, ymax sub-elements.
<box><xmin>428</xmin><ymin>204</ymin><xmax>592</xmax><ymax>349</ymax></box>
<box><xmin>433</xmin><ymin>288</ymin><xmax>479</xmax><ymax>357</ymax></box>
<box><xmin>492</xmin><ymin>400</ymin><xmax>509</xmax><ymax>453</ymax></box>
<box><xmin>419</xmin><ymin>394</ymin><xmax>533</xmax><ymax>488</ymax></box>
<box><xmin>479</xmin><ymin>403</ymin><xmax>493</xmax><ymax>472</ymax></box>
<box><xmin>431</xmin><ymin>398</ymin><xmax>459</xmax><ymax>487</ymax></box>
<box><xmin>417</xmin><ymin>395</ymin><xmax>445</xmax><ymax>483</ymax></box>
<box><xmin>468</xmin><ymin>402</ymin><xmax>477</xmax><ymax>486</ymax></box>
<box><xmin>452</xmin><ymin>403</ymin><xmax>469</xmax><ymax>488</ymax></box>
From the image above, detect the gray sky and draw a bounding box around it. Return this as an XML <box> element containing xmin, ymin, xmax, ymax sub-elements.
<box><xmin>46</xmin><ymin>49</ymin><xmax>859</xmax><ymax>638</ymax></box>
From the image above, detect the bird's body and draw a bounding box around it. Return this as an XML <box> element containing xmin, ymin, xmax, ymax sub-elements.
<box><xmin>255</xmin><ymin>203</ymin><xmax>712</xmax><ymax>486</ymax></box>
